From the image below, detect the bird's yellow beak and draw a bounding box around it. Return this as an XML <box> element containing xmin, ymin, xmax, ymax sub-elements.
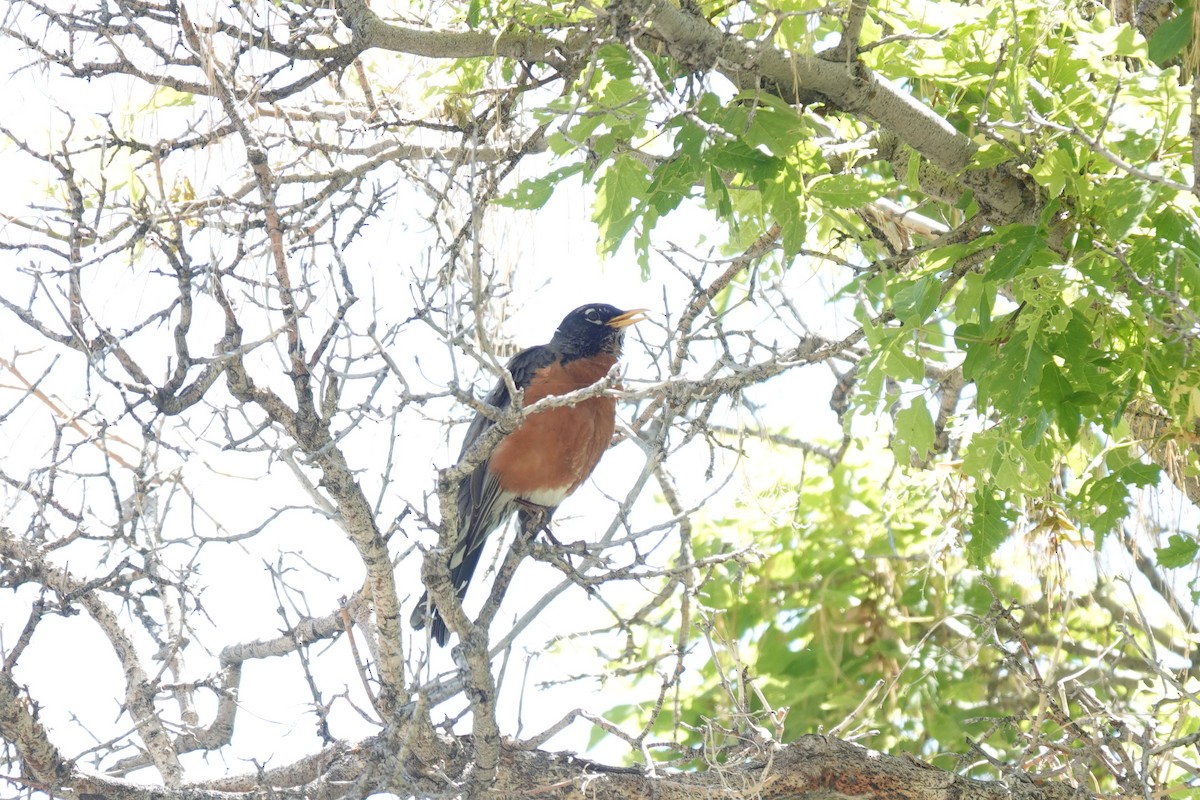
<box><xmin>607</xmin><ymin>308</ymin><xmax>649</xmax><ymax>329</ymax></box>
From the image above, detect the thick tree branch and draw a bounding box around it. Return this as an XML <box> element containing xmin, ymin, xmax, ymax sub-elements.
<box><xmin>332</xmin><ymin>0</ymin><xmax>1037</xmax><ymax>221</ymax></box>
<box><xmin>635</xmin><ymin>0</ymin><xmax>1038</xmax><ymax>220</ymax></box>
<box><xmin>2</xmin><ymin>729</ymin><xmax>1089</xmax><ymax>800</ymax></box>
<box><xmin>337</xmin><ymin>0</ymin><xmax>571</xmax><ymax>66</ymax></box>
<box><xmin>0</xmin><ymin>535</ymin><xmax>184</xmax><ymax>784</ymax></box>
<box><xmin>0</xmin><ymin>672</ymin><xmax>72</xmax><ymax>790</ymax></box>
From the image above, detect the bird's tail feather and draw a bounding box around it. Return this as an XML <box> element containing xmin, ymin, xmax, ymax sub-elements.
<box><xmin>411</xmin><ymin>493</ymin><xmax>520</xmax><ymax>647</ymax></box>
<box><xmin>410</xmin><ymin>593</ymin><xmax>451</xmax><ymax>646</ymax></box>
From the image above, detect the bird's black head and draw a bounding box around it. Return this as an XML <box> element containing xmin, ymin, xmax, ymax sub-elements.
<box><xmin>551</xmin><ymin>304</ymin><xmax>647</xmax><ymax>360</ymax></box>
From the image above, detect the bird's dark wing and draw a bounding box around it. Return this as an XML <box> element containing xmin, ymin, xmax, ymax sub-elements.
<box><xmin>449</xmin><ymin>343</ymin><xmax>559</xmax><ymax>578</ymax></box>
<box><xmin>455</xmin><ymin>343</ymin><xmax>558</xmax><ymax>460</ymax></box>
<box><xmin>415</xmin><ymin>343</ymin><xmax>560</xmax><ymax>645</ymax></box>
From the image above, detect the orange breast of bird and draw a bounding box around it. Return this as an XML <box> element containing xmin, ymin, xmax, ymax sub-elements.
<box><xmin>488</xmin><ymin>354</ymin><xmax>620</xmax><ymax>503</ymax></box>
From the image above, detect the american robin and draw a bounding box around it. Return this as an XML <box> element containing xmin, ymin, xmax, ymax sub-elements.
<box><xmin>411</xmin><ymin>303</ymin><xmax>646</xmax><ymax>646</ymax></box>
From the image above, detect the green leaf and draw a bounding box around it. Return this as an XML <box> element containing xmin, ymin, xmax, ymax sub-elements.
<box><xmin>705</xmin><ymin>165</ymin><xmax>733</xmax><ymax>218</ymax></box>
<box><xmin>673</xmin><ymin>119</ymin><xmax>706</xmax><ymax>157</ymax></box>
<box><xmin>1038</xmin><ymin>361</ymin><xmax>1071</xmax><ymax>403</ymax></box>
<box><xmin>740</xmin><ymin>97</ymin><xmax>809</xmax><ymax>156</ymax></box>
<box><xmin>972</xmin><ymin>140</ymin><xmax>1015</xmax><ymax>169</ymax></box>
<box><xmin>967</xmin><ymin>486</ymin><xmax>1011</xmax><ymax>564</ymax></box>
<box><xmin>956</xmin><ymin>323</ymin><xmax>992</xmax><ymax>381</ymax></box>
<box><xmin>1119</xmin><ymin>462</ymin><xmax>1161</xmax><ymax>488</ymax></box>
<box><xmin>1157</xmin><ymin>534</ymin><xmax>1200</xmax><ymax>568</ymax></box>
<box><xmin>1019</xmin><ymin>408</ymin><xmax>1053</xmax><ymax>449</ymax></box>
<box><xmin>893</xmin><ymin>275</ymin><xmax>941</xmax><ymax>326</ymax></box>
<box><xmin>1155</xmin><ymin>206</ymin><xmax>1200</xmax><ymax>259</ymax></box>
<box><xmin>809</xmin><ymin>173</ymin><xmax>894</xmax><ymax>208</ymax></box>
<box><xmin>1092</xmin><ymin>15</ymin><xmax>1144</xmax><ymax>57</ymax></box>
<box><xmin>708</xmin><ymin>139</ymin><xmax>780</xmax><ymax>180</ymax></box>
<box><xmin>634</xmin><ymin>207</ymin><xmax>656</xmax><ymax>278</ymax></box>
<box><xmin>596</xmin><ymin>42</ymin><xmax>635</xmax><ymax>78</ymax></box>
<box><xmin>894</xmin><ymin>399</ymin><xmax>935</xmax><ymax>460</ymax></box>
<box><xmin>647</xmin><ymin>154</ymin><xmax>700</xmax><ymax>214</ymax></box>
<box><xmin>1029</xmin><ymin>147</ymin><xmax>1073</xmax><ymax>199</ymax></box>
<box><xmin>1039</xmin><ymin>361</ymin><xmax>1081</xmax><ymax>440</ymax></box>
<box><xmin>593</xmin><ymin>156</ymin><xmax>650</xmax><ymax>254</ymax></box>
<box><xmin>762</xmin><ymin>165</ymin><xmax>806</xmax><ymax>257</ymax></box>
<box><xmin>988</xmin><ymin>226</ymin><xmax>1042</xmax><ymax>282</ymax></box>
<box><xmin>1099</xmin><ymin>179</ymin><xmax>1158</xmax><ymax>240</ymax></box>
<box><xmin>149</xmin><ymin>87</ymin><xmax>195</xmax><ymax>108</ymax></box>
<box><xmin>1148</xmin><ymin>7</ymin><xmax>1194</xmax><ymax>65</ymax></box>
<box><xmin>494</xmin><ymin>164</ymin><xmax>584</xmax><ymax>209</ymax></box>
<box><xmin>874</xmin><ymin>331</ymin><xmax>926</xmax><ymax>383</ymax></box>
<box><xmin>1075</xmin><ymin>462</ymin><xmax>1159</xmax><ymax>546</ymax></box>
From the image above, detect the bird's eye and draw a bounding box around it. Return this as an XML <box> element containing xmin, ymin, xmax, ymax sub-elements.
<box><xmin>584</xmin><ymin>308</ymin><xmax>601</xmax><ymax>323</ymax></box>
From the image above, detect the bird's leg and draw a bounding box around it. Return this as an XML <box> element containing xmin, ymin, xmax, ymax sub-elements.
<box><xmin>514</xmin><ymin>499</ymin><xmax>557</xmax><ymax>543</ymax></box>
<box><xmin>514</xmin><ymin>499</ymin><xmax>581</xmax><ymax>572</ymax></box>
<box><xmin>515</xmin><ymin>501</ymin><xmax>598</xmax><ymax>594</ymax></box>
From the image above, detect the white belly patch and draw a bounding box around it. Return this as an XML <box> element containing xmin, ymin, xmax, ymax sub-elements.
<box><xmin>521</xmin><ymin>485</ymin><xmax>572</xmax><ymax>507</ymax></box>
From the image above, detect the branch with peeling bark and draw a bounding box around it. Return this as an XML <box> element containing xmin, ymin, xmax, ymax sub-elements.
<box><xmin>0</xmin><ymin>690</ymin><xmax>1088</xmax><ymax>800</ymax></box>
